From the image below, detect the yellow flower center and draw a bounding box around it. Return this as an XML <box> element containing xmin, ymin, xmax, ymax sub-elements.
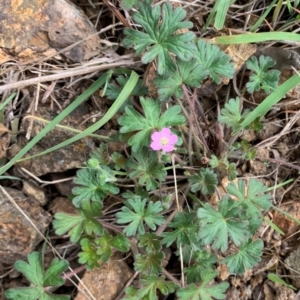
<box><xmin>161</xmin><ymin>137</ymin><xmax>169</xmax><ymax>145</ymax></box>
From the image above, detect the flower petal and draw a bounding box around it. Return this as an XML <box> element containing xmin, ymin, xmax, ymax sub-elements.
<box><xmin>150</xmin><ymin>141</ymin><xmax>163</xmax><ymax>151</ymax></box>
<box><xmin>168</xmin><ymin>133</ymin><xmax>178</xmax><ymax>144</ymax></box>
<box><xmin>151</xmin><ymin>131</ymin><xmax>162</xmax><ymax>142</ymax></box>
<box><xmin>160</xmin><ymin>127</ymin><xmax>171</xmax><ymax>137</ymax></box>
<box><xmin>162</xmin><ymin>144</ymin><xmax>175</xmax><ymax>152</ymax></box>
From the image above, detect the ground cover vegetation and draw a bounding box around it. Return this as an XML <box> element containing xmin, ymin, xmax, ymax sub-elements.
<box><xmin>2</xmin><ymin>0</ymin><xmax>300</xmax><ymax>299</ymax></box>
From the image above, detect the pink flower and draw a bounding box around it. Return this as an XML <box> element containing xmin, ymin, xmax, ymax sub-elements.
<box><xmin>150</xmin><ymin>128</ymin><xmax>178</xmax><ymax>152</ymax></box>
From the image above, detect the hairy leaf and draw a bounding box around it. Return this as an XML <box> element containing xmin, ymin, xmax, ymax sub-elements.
<box><xmin>195</xmin><ymin>39</ymin><xmax>235</xmax><ymax>84</ymax></box>
<box><xmin>119</xmin><ymin>97</ymin><xmax>185</xmax><ymax>152</ymax></box>
<box><xmin>127</xmin><ymin>147</ymin><xmax>167</xmax><ymax>191</ymax></box>
<box><xmin>123</xmin><ymin>1</ymin><xmax>196</xmax><ymax>75</ymax></box>
<box><xmin>197</xmin><ymin>197</ymin><xmax>249</xmax><ymax>252</ymax></box>
<box><xmin>116</xmin><ymin>196</ymin><xmax>164</xmax><ymax>236</ymax></box>
<box><xmin>138</xmin><ymin>275</ymin><xmax>178</xmax><ymax>299</ymax></box>
<box><xmin>189</xmin><ymin>168</ymin><xmax>218</xmax><ymax>195</ymax></box>
<box><xmin>221</xmin><ymin>239</ymin><xmax>263</xmax><ymax>274</ymax></box>
<box><xmin>162</xmin><ymin>212</ymin><xmax>198</xmax><ymax>247</ymax></box>
<box><xmin>53</xmin><ymin>201</ymin><xmax>103</xmax><ymax>243</ymax></box>
<box><xmin>154</xmin><ymin>59</ymin><xmax>208</xmax><ymax>101</ymax></box>
<box><xmin>246</xmin><ymin>55</ymin><xmax>280</xmax><ymax>94</ymax></box>
<box><xmin>226</xmin><ymin>179</ymin><xmax>271</xmax><ymax>216</ymax></box>
<box><xmin>72</xmin><ymin>163</ymin><xmax>119</xmax><ymax>207</ymax></box>
<box><xmin>134</xmin><ymin>251</ymin><xmax>164</xmax><ymax>275</ymax></box>
<box><xmin>177</xmin><ymin>271</ymin><xmax>229</xmax><ymax>300</ymax></box>
<box><xmin>5</xmin><ymin>252</ymin><xmax>69</xmax><ymax>300</ymax></box>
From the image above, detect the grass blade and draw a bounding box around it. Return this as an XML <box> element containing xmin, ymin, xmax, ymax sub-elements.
<box><xmin>0</xmin><ymin>92</ymin><xmax>16</xmax><ymax>124</ymax></box>
<box><xmin>238</xmin><ymin>73</ymin><xmax>300</xmax><ymax>131</ymax></box>
<box><xmin>250</xmin><ymin>0</ymin><xmax>277</xmax><ymax>32</ymax></box>
<box><xmin>0</xmin><ymin>73</ymin><xmax>111</xmax><ymax>176</ymax></box>
<box><xmin>213</xmin><ymin>32</ymin><xmax>300</xmax><ymax>44</ymax></box>
<box><xmin>17</xmin><ymin>71</ymin><xmax>139</xmax><ymax>162</ymax></box>
<box><xmin>214</xmin><ymin>0</ymin><xmax>234</xmax><ymax>30</ymax></box>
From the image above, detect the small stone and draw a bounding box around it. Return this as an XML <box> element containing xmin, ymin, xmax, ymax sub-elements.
<box><xmin>272</xmin><ymin>202</ymin><xmax>300</xmax><ymax>237</ymax></box>
<box><xmin>0</xmin><ymin>187</ymin><xmax>51</xmax><ymax>264</ymax></box>
<box><xmin>240</xmin><ymin>129</ymin><xmax>256</xmax><ymax>142</ymax></box>
<box><xmin>49</xmin><ymin>197</ymin><xmax>77</xmax><ymax>215</ymax></box>
<box><xmin>285</xmin><ymin>243</ymin><xmax>300</xmax><ymax>289</ymax></box>
<box><xmin>256</xmin><ymin>119</ymin><xmax>282</xmax><ymax>141</ymax></box>
<box><xmin>22</xmin><ymin>180</ymin><xmax>48</xmax><ymax>205</ymax></box>
<box><xmin>75</xmin><ymin>256</ymin><xmax>133</xmax><ymax>300</ymax></box>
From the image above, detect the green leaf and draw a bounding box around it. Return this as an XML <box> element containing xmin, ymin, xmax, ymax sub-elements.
<box><xmin>5</xmin><ymin>252</ymin><xmax>69</xmax><ymax>300</ymax></box>
<box><xmin>116</xmin><ymin>196</ymin><xmax>165</xmax><ymax>236</ymax></box>
<box><xmin>122</xmin><ymin>187</ymin><xmax>149</xmax><ymax>200</ymax></box>
<box><xmin>123</xmin><ymin>1</ymin><xmax>196</xmax><ymax>75</ymax></box>
<box><xmin>177</xmin><ymin>271</ymin><xmax>229</xmax><ymax>300</ymax></box>
<box><xmin>138</xmin><ymin>233</ymin><xmax>162</xmax><ymax>251</ymax></box>
<box><xmin>221</xmin><ymin>239</ymin><xmax>263</xmax><ymax>274</ymax></box>
<box><xmin>162</xmin><ymin>212</ymin><xmax>198</xmax><ymax>247</ymax></box>
<box><xmin>134</xmin><ymin>251</ymin><xmax>164</xmax><ymax>275</ymax></box>
<box><xmin>14</xmin><ymin>252</ymin><xmax>44</xmax><ymax>286</ymax></box>
<box><xmin>119</xmin><ymin>97</ymin><xmax>185</xmax><ymax>152</ymax></box>
<box><xmin>154</xmin><ymin>59</ymin><xmax>208</xmax><ymax>101</ymax></box>
<box><xmin>226</xmin><ymin>178</ymin><xmax>271</xmax><ymax>216</ymax></box>
<box><xmin>184</xmin><ymin>251</ymin><xmax>217</xmax><ymax>284</ymax></box>
<box><xmin>264</xmin><ymin>218</ymin><xmax>284</xmax><ymax>235</ymax></box>
<box><xmin>107</xmin><ymin>76</ymin><xmax>147</xmax><ymax>101</ymax></box>
<box><xmin>227</xmin><ymin>163</ymin><xmax>238</xmax><ymax>181</ymax></box>
<box><xmin>95</xmin><ymin>232</ymin><xmax>113</xmax><ymax>262</ymax></box>
<box><xmin>268</xmin><ymin>273</ymin><xmax>296</xmax><ymax>290</ymax></box>
<box><xmin>91</xmin><ymin>144</ymin><xmax>110</xmax><ymax>166</ymax></box>
<box><xmin>43</xmin><ymin>258</ymin><xmax>69</xmax><ymax>287</ymax></box>
<box><xmin>106</xmin><ymin>76</ymin><xmax>148</xmax><ymax>111</ymax></box>
<box><xmin>0</xmin><ymin>72</ymin><xmax>114</xmax><ymax>176</ymax></box>
<box><xmin>218</xmin><ymin>98</ymin><xmax>249</xmax><ymax>131</ymax></box>
<box><xmin>189</xmin><ymin>168</ymin><xmax>218</xmax><ymax>195</ymax></box>
<box><xmin>239</xmin><ymin>73</ymin><xmax>300</xmax><ymax>132</ymax></box>
<box><xmin>246</xmin><ymin>55</ymin><xmax>280</xmax><ymax>94</ymax></box>
<box><xmin>110</xmin><ymin>233</ymin><xmax>131</xmax><ymax>252</ymax></box>
<box><xmin>128</xmin><ymin>147</ymin><xmax>167</xmax><ymax>191</ymax></box>
<box><xmin>123</xmin><ymin>287</ymin><xmax>140</xmax><ymax>300</ymax></box>
<box><xmin>78</xmin><ymin>238</ymin><xmax>102</xmax><ymax>270</ymax></box>
<box><xmin>195</xmin><ymin>39</ymin><xmax>234</xmax><ymax>84</ymax></box>
<box><xmin>197</xmin><ymin>197</ymin><xmax>249</xmax><ymax>252</ymax></box>
<box><xmin>95</xmin><ymin>231</ymin><xmax>130</xmax><ymax>262</ymax></box>
<box><xmin>121</xmin><ymin>0</ymin><xmax>139</xmax><ymax>10</ymax></box>
<box><xmin>138</xmin><ymin>275</ymin><xmax>178</xmax><ymax>299</ymax></box>
<box><xmin>111</xmin><ymin>152</ymin><xmax>127</xmax><ymax>170</ymax></box>
<box><xmin>209</xmin><ymin>155</ymin><xmax>219</xmax><ymax>168</ymax></box>
<box><xmin>53</xmin><ymin>213</ymin><xmax>84</xmax><ymax>243</ymax></box>
<box><xmin>72</xmin><ymin>164</ymin><xmax>119</xmax><ymax>207</ymax></box>
<box><xmin>53</xmin><ymin>201</ymin><xmax>103</xmax><ymax>243</ymax></box>
<box><xmin>179</xmin><ymin>241</ymin><xmax>205</xmax><ymax>263</ymax></box>
<box><xmin>5</xmin><ymin>287</ymin><xmax>43</xmax><ymax>300</ymax></box>
<box><xmin>209</xmin><ymin>155</ymin><xmax>238</xmax><ymax>181</ymax></box>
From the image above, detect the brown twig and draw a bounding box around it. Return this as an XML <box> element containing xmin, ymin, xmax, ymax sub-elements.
<box><xmin>0</xmin><ymin>59</ymin><xmax>138</xmax><ymax>93</ymax></box>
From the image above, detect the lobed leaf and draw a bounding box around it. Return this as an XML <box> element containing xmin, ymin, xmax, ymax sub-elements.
<box><xmin>189</xmin><ymin>168</ymin><xmax>218</xmax><ymax>195</ymax></box>
<box><xmin>221</xmin><ymin>239</ymin><xmax>263</xmax><ymax>274</ymax></box>
<box><xmin>5</xmin><ymin>252</ymin><xmax>69</xmax><ymax>300</ymax></box>
<box><xmin>122</xmin><ymin>1</ymin><xmax>196</xmax><ymax>75</ymax></box>
<box><xmin>116</xmin><ymin>196</ymin><xmax>164</xmax><ymax>236</ymax></box>
<box><xmin>195</xmin><ymin>39</ymin><xmax>234</xmax><ymax>84</ymax></box>
<box><xmin>197</xmin><ymin>197</ymin><xmax>249</xmax><ymax>252</ymax></box>
<box><xmin>177</xmin><ymin>271</ymin><xmax>229</xmax><ymax>300</ymax></box>
<box><xmin>246</xmin><ymin>55</ymin><xmax>280</xmax><ymax>94</ymax></box>
<box><xmin>119</xmin><ymin>97</ymin><xmax>185</xmax><ymax>152</ymax></box>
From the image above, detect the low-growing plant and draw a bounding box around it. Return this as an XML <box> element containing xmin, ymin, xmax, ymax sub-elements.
<box><xmin>5</xmin><ymin>0</ymin><xmax>298</xmax><ymax>299</ymax></box>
